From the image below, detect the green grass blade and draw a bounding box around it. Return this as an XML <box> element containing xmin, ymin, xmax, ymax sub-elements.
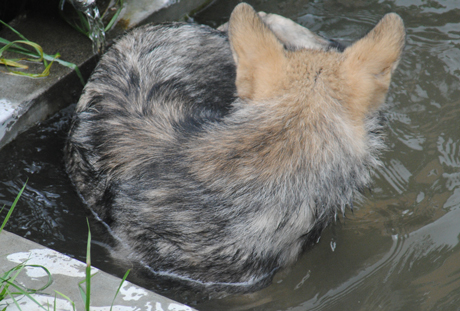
<box><xmin>0</xmin><ymin>58</ymin><xmax>28</xmax><ymax>68</ymax></box>
<box><xmin>10</xmin><ymin>40</ymin><xmax>44</xmax><ymax>62</ymax></box>
<box><xmin>77</xmin><ymin>272</ymin><xmax>97</xmax><ymax>309</ymax></box>
<box><xmin>77</xmin><ymin>278</ymin><xmax>86</xmax><ymax>307</ymax></box>
<box><xmin>78</xmin><ymin>219</ymin><xmax>93</xmax><ymax>311</ymax></box>
<box><xmin>110</xmin><ymin>269</ymin><xmax>130</xmax><ymax>311</ymax></box>
<box><xmin>104</xmin><ymin>0</ymin><xmax>124</xmax><ymax>32</ymax></box>
<box><xmin>59</xmin><ymin>4</ymin><xmax>91</xmax><ymax>37</ymax></box>
<box><xmin>77</xmin><ymin>12</ymin><xmax>91</xmax><ymax>35</ymax></box>
<box><xmin>0</xmin><ymin>20</ymin><xmax>28</xmax><ymax>41</ymax></box>
<box><xmin>1</xmin><ymin>41</ymin><xmax>58</xmax><ymax>78</ymax></box>
<box><xmin>0</xmin><ymin>45</ymin><xmax>85</xmax><ymax>85</ymax></box>
<box><xmin>85</xmin><ymin>219</ymin><xmax>91</xmax><ymax>311</ymax></box>
<box><xmin>4</xmin><ymin>60</ymin><xmax>57</xmax><ymax>78</ymax></box>
<box><xmin>2</xmin><ymin>260</ymin><xmax>28</xmax><ymax>279</ymax></box>
<box><xmin>0</xmin><ymin>181</ymin><xmax>27</xmax><ymax>234</ymax></box>
<box><xmin>4</xmin><ymin>287</ymin><xmax>22</xmax><ymax>311</ymax></box>
<box><xmin>23</xmin><ymin>265</ymin><xmax>53</xmax><ymax>292</ymax></box>
<box><xmin>58</xmin><ymin>9</ymin><xmax>88</xmax><ymax>37</ymax></box>
<box><xmin>0</xmin><ymin>40</ymin><xmax>44</xmax><ymax>68</ymax></box>
<box><xmin>0</xmin><ymin>277</ymin><xmax>9</xmax><ymax>299</ymax></box>
<box><xmin>9</xmin><ymin>262</ymin><xmax>28</xmax><ymax>286</ymax></box>
<box><xmin>1</xmin><ymin>262</ymin><xmax>30</xmax><ymax>298</ymax></box>
<box><xmin>0</xmin><ymin>21</ymin><xmax>84</xmax><ymax>84</ymax></box>
<box><xmin>28</xmin><ymin>50</ymin><xmax>83</xmax><ymax>84</ymax></box>
<box><xmin>53</xmin><ymin>58</ymin><xmax>85</xmax><ymax>85</ymax></box>
<box><xmin>3</xmin><ymin>280</ymin><xmax>49</xmax><ymax>311</ymax></box>
<box><xmin>0</xmin><ymin>40</ymin><xmax>39</xmax><ymax>58</ymax></box>
<box><xmin>0</xmin><ymin>37</ymin><xmax>31</xmax><ymax>53</ymax></box>
<box><xmin>54</xmin><ymin>291</ymin><xmax>76</xmax><ymax>311</ymax></box>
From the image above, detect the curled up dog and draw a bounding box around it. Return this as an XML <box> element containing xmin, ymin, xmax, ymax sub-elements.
<box><xmin>65</xmin><ymin>3</ymin><xmax>405</xmax><ymax>292</ymax></box>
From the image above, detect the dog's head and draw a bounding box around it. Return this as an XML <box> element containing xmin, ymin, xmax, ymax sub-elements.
<box><xmin>228</xmin><ymin>3</ymin><xmax>405</xmax><ymax>129</ymax></box>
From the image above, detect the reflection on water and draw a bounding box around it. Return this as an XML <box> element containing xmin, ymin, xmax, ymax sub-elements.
<box><xmin>1</xmin><ymin>0</ymin><xmax>460</xmax><ymax>310</ymax></box>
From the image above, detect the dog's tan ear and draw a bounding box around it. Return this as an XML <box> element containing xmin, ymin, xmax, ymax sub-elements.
<box><xmin>342</xmin><ymin>13</ymin><xmax>405</xmax><ymax>121</ymax></box>
<box><xmin>228</xmin><ymin>3</ymin><xmax>287</xmax><ymax>101</ymax></box>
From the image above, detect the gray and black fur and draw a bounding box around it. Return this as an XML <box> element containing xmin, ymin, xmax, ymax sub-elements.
<box><xmin>65</xmin><ymin>4</ymin><xmax>405</xmax><ymax>292</ymax></box>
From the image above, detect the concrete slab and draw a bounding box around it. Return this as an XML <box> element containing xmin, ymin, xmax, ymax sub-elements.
<box><xmin>0</xmin><ymin>0</ymin><xmax>211</xmax><ymax>149</ymax></box>
<box><xmin>0</xmin><ymin>230</ymin><xmax>196</xmax><ymax>311</ymax></box>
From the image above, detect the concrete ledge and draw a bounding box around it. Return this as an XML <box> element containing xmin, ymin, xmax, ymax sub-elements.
<box><xmin>0</xmin><ymin>230</ymin><xmax>196</xmax><ymax>311</ymax></box>
<box><xmin>0</xmin><ymin>0</ymin><xmax>211</xmax><ymax>149</ymax></box>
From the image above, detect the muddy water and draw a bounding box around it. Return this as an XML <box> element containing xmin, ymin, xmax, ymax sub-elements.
<box><xmin>1</xmin><ymin>0</ymin><xmax>460</xmax><ymax>310</ymax></box>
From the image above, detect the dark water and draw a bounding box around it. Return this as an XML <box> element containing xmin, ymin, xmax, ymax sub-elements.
<box><xmin>1</xmin><ymin>0</ymin><xmax>460</xmax><ymax>310</ymax></box>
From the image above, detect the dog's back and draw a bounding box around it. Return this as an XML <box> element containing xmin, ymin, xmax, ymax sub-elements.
<box><xmin>66</xmin><ymin>3</ymin><xmax>405</xmax><ymax>292</ymax></box>
<box><xmin>66</xmin><ymin>23</ymin><xmax>235</xmax><ymax>217</ymax></box>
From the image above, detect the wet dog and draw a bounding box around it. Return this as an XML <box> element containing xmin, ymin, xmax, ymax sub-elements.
<box><xmin>65</xmin><ymin>3</ymin><xmax>405</xmax><ymax>292</ymax></box>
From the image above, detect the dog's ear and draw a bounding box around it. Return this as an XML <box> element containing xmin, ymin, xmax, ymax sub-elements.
<box><xmin>342</xmin><ymin>13</ymin><xmax>405</xmax><ymax>121</ymax></box>
<box><xmin>228</xmin><ymin>3</ymin><xmax>287</xmax><ymax>101</ymax></box>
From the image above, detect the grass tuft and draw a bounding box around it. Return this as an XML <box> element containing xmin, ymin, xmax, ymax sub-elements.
<box><xmin>0</xmin><ymin>20</ymin><xmax>84</xmax><ymax>84</ymax></box>
<box><xmin>0</xmin><ymin>181</ymin><xmax>52</xmax><ymax>311</ymax></box>
<box><xmin>1</xmin><ymin>184</ymin><xmax>131</xmax><ymax>311</ymax></box>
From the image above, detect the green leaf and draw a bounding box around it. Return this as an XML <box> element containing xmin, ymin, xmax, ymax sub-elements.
<box><xmin>3</xmin><ymin>280</ymin><xmax>49</xmax><ymax>311</ymax></box>
<box><xmin>0</xmin><ymin>181</ymin><xmax>27</xmax><ymax>234</ymax></box>
<box><xmin>22</xmin><ymin>265</ymin><xmax>53</xmax><ymax>292</ymax></box>
<box><xmin>104</xmin><ymin>0</ymin><xmax>125</xmax><ymax>32</ymax></box>
<box><xmin>85</xmin><ymin>219</ymin><xmax>91</xmax><ymax>311</ymax></box>
<box><xmin>54</xmin><ymin>291</ymin><xmax>76</xmax><ymax>311</ymax></box>
<box><xmin>78</xmin><ymin>219</ymin><xmax>94</xmax><ymax>311</ymax></box>
<box><xmin>0</xmin><ymin>58</ymin><xmax>28</xmax><ymax>69</ymax></box>
<box><xmin>0</xmin><ymin>20</ymin><xmax>84</xmax><ymax>84</ymax></box>
<box><xmin>110</xmin><ymin>269</ymin><xmax>130</xmax><ymax>311</ymax></box>
<box><xmin>0</xmin><ymin>20</ymin><xmax>28</xmax><ymax>41</ymax></box>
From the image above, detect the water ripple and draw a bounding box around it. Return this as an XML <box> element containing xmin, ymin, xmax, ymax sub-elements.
<box><xmin>377</xmin><ymin>159</ymin><xmax>412</xmax><ymax>194</ymax></box>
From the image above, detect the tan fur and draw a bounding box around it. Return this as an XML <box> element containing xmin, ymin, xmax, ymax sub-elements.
<box><xmin>229</xmin><ymin>4</ymin><xmax>288</xmax><ymax>100</ymax></box>
<box><xmin>341</xmin><ymin>13</ymin><xmax>405</xmax><ymax>125</ymax></box>
<box><xmin>191</xmin><ymin>5</ymin><xmax>405</xmax><ymax>185</ymax></box>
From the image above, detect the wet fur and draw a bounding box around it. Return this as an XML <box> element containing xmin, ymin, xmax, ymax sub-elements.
<box><xmin>65</xmin><ymin>4</ymin><xmax>405</xmax><ymax>292</ymax></box>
